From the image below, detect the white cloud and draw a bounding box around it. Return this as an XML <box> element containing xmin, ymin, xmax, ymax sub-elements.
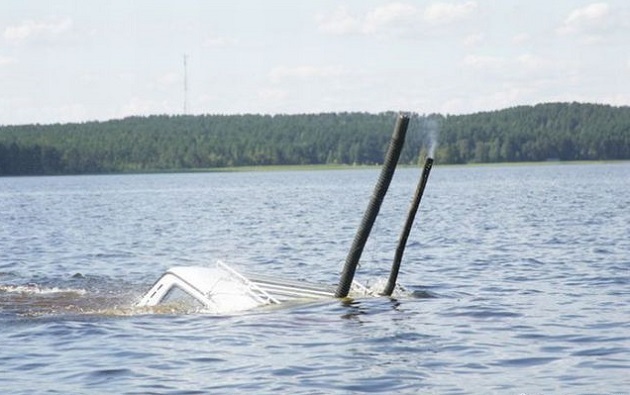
<box><xmin>512</xmin><ymin>33</ymin><xmax>531</xmax><ymax>45</ymax></box>
<box><xmin>463</xmin><ymin>54</ymin><xmax>506</xmax><ymax>69</ymax></box>
<box><xmin>317</xmin><ymin>2</ymin><xmax>418</xmax><ymax>35</ymax></box>
<box><xmin>257</xmin><ymin>88</ymin><xmax>287</xmax><ymax>102</ymax></box>
<box><xmin>204</xmin><ymin>35</ymin><xmax>239</xmax><ymax>48</ymax></box>
<box><xmin>464</xmin><ymin>52</ymin><xmax>554</xmax><ymax>73</ymax></box>
<box><xmin>557</xmin><ymin>2</ymin><xmax>610</xmax><ymax>35</ymax></box>
<box><xmin>462</xmin><ymin>52</ymin><xmax>556</xmax><ymax>85</ymax></box>
<box><xmin>157</xmin><ymin>72</ymin><xmax>180</xmax><ymax>86</ymax></box>
<box><xmin>423</xmin><ymin>1</ymin><xmax>478</xmax><ymax>25</ymax></box>
<box><xmin>3</xmin><ymin>17</ymin><xmax>73</xmax><ymax>43</ymax></box>
<box><xmin>317</xmin><ymin>2</ymin><xmax>477</xmax><ymax>36</ymax></box>
<box><xmin>362</xmin><ymin>3</ymin><xmax>418</xmax><ymax>34</ymax></box>
<box><xmin>316</xmin><ymin>6</ymin><xmax>363</xmax><ymax>35</ymax></box>
<box><xmin>269</xmin><ymin>65</ymin><xmax>346</xmax><ymax>83</ymax></box>
<box><xmin>442</xmin><ymin>84</ymin><xmax>542</xmax><ymax>115</ymax></box>
<box><xmin>516</xmin><ymin>53</ymin><xmax>551</xmax><ymax>71</ymax></box>
<box><xmin>0</xmin><ymin>56</ymin><xmax>17</xmax><ymax>66</ymax></box>
<box><xmin>463</xmin><ymin>32</ymin><xmax>484</xmax><ymax>46</ymax></box>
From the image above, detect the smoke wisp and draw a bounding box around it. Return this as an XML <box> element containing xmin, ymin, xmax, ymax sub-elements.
<box><xmin>424</xmin><ymin>117</ymin><xmax>440</xmax><ymax>159</ymax></box>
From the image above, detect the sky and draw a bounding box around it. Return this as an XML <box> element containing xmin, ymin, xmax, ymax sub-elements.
<box><xmin>0</xmin><ymin>0</ymin><xmax>629</xmax><ymax>125</ymax></box>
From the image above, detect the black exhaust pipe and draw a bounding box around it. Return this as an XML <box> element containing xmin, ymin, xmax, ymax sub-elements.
<box><xmin>335</xmin><ymin>114</ymin><xmax>410</xmax><ymax>298</ymax></box>
<box><xmin>381</xmin><ymin>157</ymin><xmax>434</xmax><ymax>296</ymax></box>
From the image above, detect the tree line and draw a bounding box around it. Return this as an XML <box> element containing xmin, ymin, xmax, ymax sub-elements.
<box><xmin>0</xmin><ymin>102</ymin><xmax>628</xmax><ymax>176</ymax></box>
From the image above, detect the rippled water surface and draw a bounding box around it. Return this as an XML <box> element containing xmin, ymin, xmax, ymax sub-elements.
<box><xmin>1</xmin><ymin>163</ymin><xmax>629</xmax><ymax>394</ymax></box>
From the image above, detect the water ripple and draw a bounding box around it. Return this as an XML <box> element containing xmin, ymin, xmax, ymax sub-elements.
<box><xmin>1</xmin><ymin>164</ymin><xmax>629</xmax><ymax>394</ymax></box>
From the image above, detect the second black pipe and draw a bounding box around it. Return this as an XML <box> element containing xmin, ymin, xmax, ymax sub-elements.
<box><xmin>381</xmin><ymin>157</ymin><xmax>434</xmax><ymax>296</ymax></box>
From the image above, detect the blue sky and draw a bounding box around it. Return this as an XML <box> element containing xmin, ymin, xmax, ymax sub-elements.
<box><xmin>1</xmin><ymin>1</ymin><xmax>628</xmax><ymax>125</ymax></box>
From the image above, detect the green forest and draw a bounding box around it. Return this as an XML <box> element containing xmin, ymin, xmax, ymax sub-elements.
<box><xmin>1</xmin><ymin>102</ymin><xmax>629</xmax><ymax>176</ymax></box>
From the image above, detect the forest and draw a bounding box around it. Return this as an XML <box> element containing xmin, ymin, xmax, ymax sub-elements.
<box><xmin>0</xmin><ymin>102</ymin><xmax>629</xmax><ymax>176</ymax></box>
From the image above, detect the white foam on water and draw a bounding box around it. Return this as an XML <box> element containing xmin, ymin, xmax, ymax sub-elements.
<box><xmin>357</xmin><ymin>277</ymin><xmax>409</xmax><ymax>298</ymax></box>
<box><xmin>0</xmin><ymin>284</ymin><xmax>87</xmax><ymax>295</ymax></box>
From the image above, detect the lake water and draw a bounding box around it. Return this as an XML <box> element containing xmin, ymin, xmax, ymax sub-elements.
<box><xmin>1</xmin><ymin>162</ymin><xmax>628</xmax><ymax>394</ymax></box>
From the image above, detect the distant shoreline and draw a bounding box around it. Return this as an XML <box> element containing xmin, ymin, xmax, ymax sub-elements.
<box><xmin>3</xmin><ymin>160</ymin><xmax>628</xmax><ymax>179</ymax></box>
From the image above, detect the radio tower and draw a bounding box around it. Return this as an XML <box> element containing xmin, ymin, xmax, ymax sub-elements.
<box><xmin>183</xmin><ymin>54</ymin><xmax>188</xmax><ymax>115</ymax></box>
